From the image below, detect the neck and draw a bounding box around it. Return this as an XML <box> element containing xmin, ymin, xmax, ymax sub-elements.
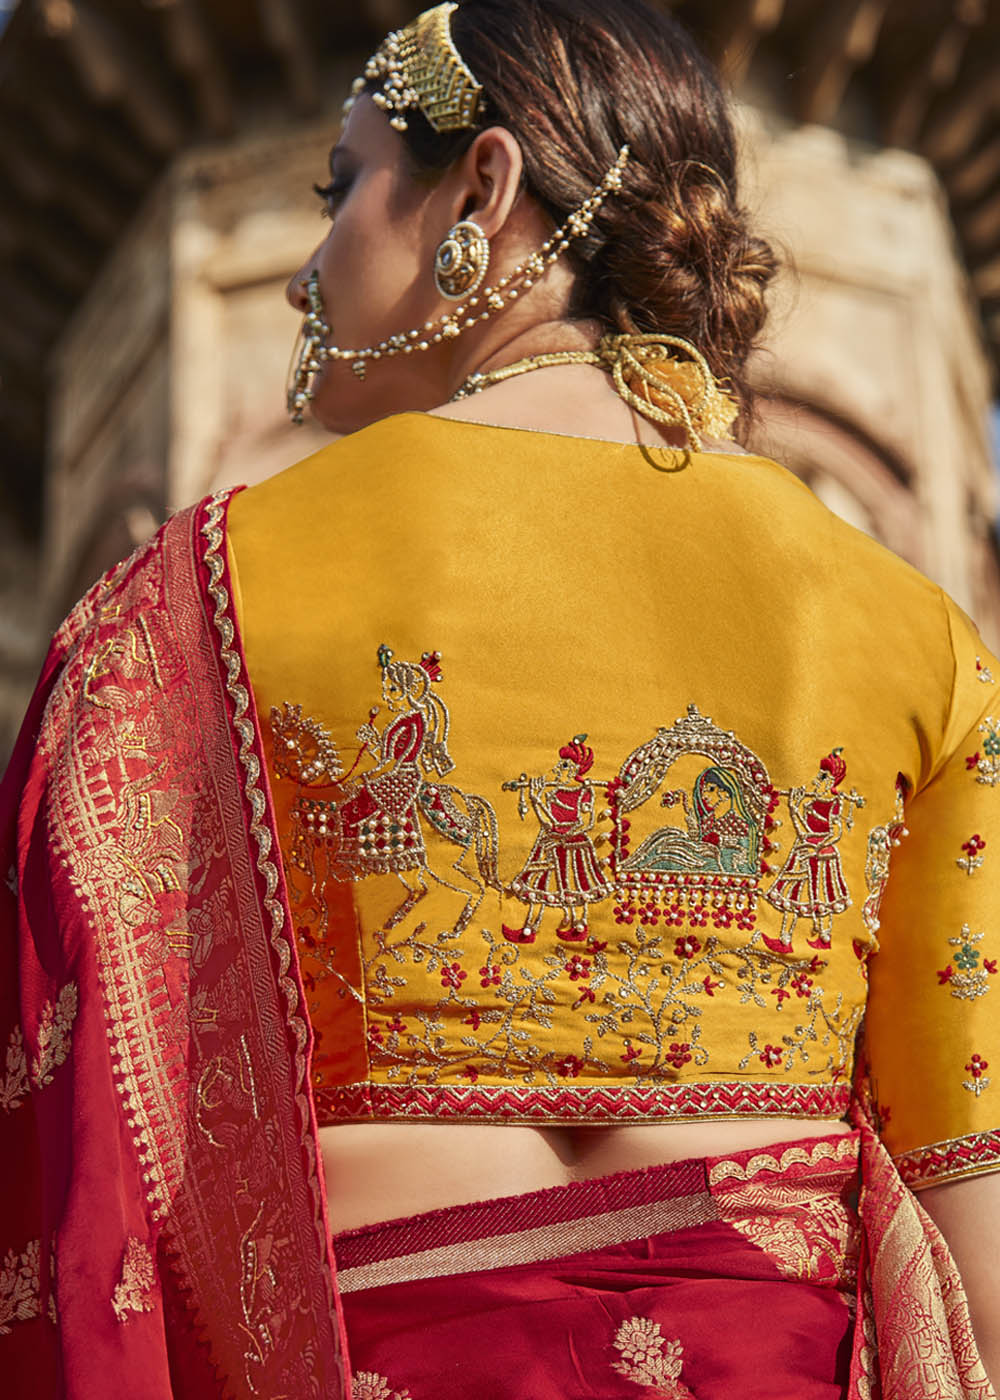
<box><xmin>444</xmin><ymin>315</ymin><xmax>602</xmax><ymax>399</ymax></box>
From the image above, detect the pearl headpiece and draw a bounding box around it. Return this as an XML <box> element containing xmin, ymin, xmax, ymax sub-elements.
<box><xmin>345</xmin><ymin>2</ymin><xmax>483</xmax><ymax>134</ymax></box>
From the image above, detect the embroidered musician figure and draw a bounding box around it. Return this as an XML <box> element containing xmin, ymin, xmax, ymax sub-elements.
<box><xmin>763</xmin><ymin>748</ymin><xmax>864</xmax><ymax>952</ymax></box>
<box><xmin>502</xmin><ymin>735</ymin><xmax>612</xmax><ymax>944</ymax></box>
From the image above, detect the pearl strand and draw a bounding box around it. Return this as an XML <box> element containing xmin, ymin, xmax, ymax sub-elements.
<box><xmin>287</xmin><ymin>146</ymin><xmax>629</xmax><ymax>420</ymax></box>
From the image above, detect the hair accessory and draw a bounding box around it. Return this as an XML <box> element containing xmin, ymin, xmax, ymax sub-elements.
<box><xmin>345</xmin><ymin>2</ymin><xmax>483</xmax><ymax>134</ymax></box>
<box><xmin>434</xmin><ymin>219</ymin><xmax>490</xmax><ymax>300</ymax></box>
<box><xmin>286</xmin><ymin>145</ymin><xmax>630</xmax><ymax>421</ymax></box>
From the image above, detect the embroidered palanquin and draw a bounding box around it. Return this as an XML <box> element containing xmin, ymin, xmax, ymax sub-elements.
<box><xmin>225</xmin><ymin>411</ymin><xmax>1000</xmax><ymax>1191</ymax></box>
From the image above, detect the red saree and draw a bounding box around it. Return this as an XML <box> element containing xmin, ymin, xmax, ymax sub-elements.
<box><xmin>0</xmin><ymin>490</ymin><xmax>992</xmax><ymax>1398</ymax></box>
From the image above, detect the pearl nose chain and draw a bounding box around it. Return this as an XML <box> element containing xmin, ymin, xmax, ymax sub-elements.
<box><xmin>286</xmin><ymin>146</ymin><xmax>630</xmax><ymax>425</ymax></box>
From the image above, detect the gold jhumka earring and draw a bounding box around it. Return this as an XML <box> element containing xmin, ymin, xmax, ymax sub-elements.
<box><xmin>286</xmin><ymin>0</ymin><xmax>739</xmax><ymax>449</ymax></box>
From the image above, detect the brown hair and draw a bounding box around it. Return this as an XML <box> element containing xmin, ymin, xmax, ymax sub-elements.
<box><xmin>372</xmin><ymin>0</ymin><xmax>777</xmax><ymax>427</ymax></box>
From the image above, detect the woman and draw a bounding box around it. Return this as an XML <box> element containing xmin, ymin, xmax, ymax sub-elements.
<box><xmin>623</xmin><ymin>764</ymin><xmax>757</xmax><ymax>877</ymax></box>
<box><xmin>2</xmin><ymin>2</ymin><xmax>998</xmax><ymax>1396</ymax></box>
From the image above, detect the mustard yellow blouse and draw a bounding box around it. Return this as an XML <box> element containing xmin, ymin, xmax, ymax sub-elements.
<box><xmin>228</xmin><ymin>413</ymin><xmax>1000</xmax><ymax>1189</ymax></box>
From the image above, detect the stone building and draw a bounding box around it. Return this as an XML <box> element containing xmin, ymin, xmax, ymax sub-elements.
<box><xmin>1</xmin><ymin>0</ymin><xmax>998</xmax><ymax>763</ymax></box>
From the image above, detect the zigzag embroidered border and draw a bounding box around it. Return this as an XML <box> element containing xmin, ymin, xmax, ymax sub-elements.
<box><xmin>315</xmin><ymin>1079</ymin><xmax>852</xmax><ymax>1125</ymax></box>
<box><xmin>894</xmin><ymin>1127</ymin><xmax>1000</xmax><ymax>1188</ymax></box>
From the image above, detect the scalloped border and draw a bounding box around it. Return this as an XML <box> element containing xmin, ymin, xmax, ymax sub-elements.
<box><xmin>199</xmin><ymin>492</ymin><xmax>334</xmax><ymax>1315</ymax></box>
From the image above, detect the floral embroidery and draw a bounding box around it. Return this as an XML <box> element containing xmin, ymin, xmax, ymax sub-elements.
<box><xmin>977</xmin><ymin>657</ymin><xmax>995</xmax><ymax>684</ymax></box>
<box><xmin>0</xmin><ymin>981</ymin><xmax>79</xmax><ymax>1115</ymax></box>
<box><xmin>935</xmin><ymin>926</ymin><xmax>996</xmax><ymax>1000</ymax></box>
<box><xmin>110</xmin><ymin>1237</ymin><xmax>156</xmax><ymax>1322</ymax></box>
<box><xmin>968</xmin><ymin>719</ymin><xmax>1000</xmax><ymax>785</ymax></box>
<box><xmin>30</xmin><ymin>982</ymin><xmax>78</xmax><ymax>1089</ymax></box>
<box><xmin>0</xmin><ymin>1026</ymin><xmax>28</xmax><ymax>1114</ymax></box>
<box><xmin>351</xmin><ymin>1371</ymin><xmax>412</xmax><ymax>1400</ymax></box>
<box><xmin>0</xmin><ymin>1239</ymin><xmax>41</xmax><ymax>1335</ymax></box>
<box><xmin>963</xmin><ymin>1054</ymin><xmax>990</xmax><ymax>1097</ymax></box>
<box><xmin>611</xmin><ymin>1316</ymin><xmax>693</xmax><ymax>1395</ymax></box>
<box><xmin>957</xmin><ymin>833</ymin><xmax>986</xmax><ymax>876</ymax></box>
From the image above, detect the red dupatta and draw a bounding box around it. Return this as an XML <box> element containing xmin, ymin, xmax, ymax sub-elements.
<box><xmin>0</xmin><ymin>491</ymin><xmax>349</xmax><ymax>1398</ymax></box>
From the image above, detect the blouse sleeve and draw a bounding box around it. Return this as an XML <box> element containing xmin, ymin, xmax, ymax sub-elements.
<box><xmin>864</xmin><ymin>593</ymin><xmax>1000</xmax><ymax>1189</ymax></box>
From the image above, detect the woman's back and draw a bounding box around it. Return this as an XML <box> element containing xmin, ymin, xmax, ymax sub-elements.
<box><xmin>228</xmin><ymin>412</ymin><xmax>991</xmax><ymax>1229</ymax></box>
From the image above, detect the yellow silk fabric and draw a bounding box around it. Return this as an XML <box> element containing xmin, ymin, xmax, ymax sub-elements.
<box><xmin>228</xmin><ymin>412</ymin><xmax>1000</xmax><ymax>1185</ymax></box>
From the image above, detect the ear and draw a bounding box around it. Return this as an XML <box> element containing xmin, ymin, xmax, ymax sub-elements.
<box><xmin>452</xmin><ymin>126</ymin><xmax>524</xmax><ymax>237</ymax></box>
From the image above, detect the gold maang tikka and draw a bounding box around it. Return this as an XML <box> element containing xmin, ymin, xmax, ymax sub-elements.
<box><xmin>286</xmin><ymin>146</ymin><xmax>630</xmax><ymax>425</ymax></box>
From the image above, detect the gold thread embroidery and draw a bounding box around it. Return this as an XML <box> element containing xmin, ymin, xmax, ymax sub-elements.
<box><xmin>0</xmin><ymin>1026</ymin><xmax>28</xmax><ymax>1114</ymax></box>
<box><xmin>30</xmin><ymin>982</ymin><xmax>78</xmax><ymax>1089</ymax></box>
<box><xmin>200</xmin><ymin>493</ymin><xmax>336</xmax><ymax>1358</ymax></box>
<box><xmin>707</xmin><ymin>1132</ymin><xmax>858</xmax><ymax>1186</ymax></box>
<box><xmin>351</xmin><ymin>1372</ymin><xmax>413</xmax><ymax>1400</ymax></box>
<box><xmin>47</xmin><ymin>1244</ymin><xmax>57</xmax><ymax>1326</ymax></box>
<box><xmin>936</xmin><ymin>925</ymin><xmax>996</xmax><ymax>1001</ymax></box>
<box><xmin>0</xmin><ymin>981</ymin><xmax>78</xmax><ymax>1115</ymax></box>
<box><xmin>0</xmin><ymin>1239</ymin><xmax>41</xmax><ymax>1335</ymax></box>
<box><xmin>970</xmin><ymin>718</ymin><xmax>1000</xmax><ymax>786</ymax></box>
<box><xmin>111</xmin><ymin>1237</ymin><xmax>155</xmax><ymax>1322</ymax></box>
<box><xmin>611</xmin><ymin>1317</ymin><xmax>693</xmax><ymax>1395</ymax></box>
<box><xmin>976</xmin><ymin>657</ymin><xmax>994</xmax><ymax>685</ymax></box>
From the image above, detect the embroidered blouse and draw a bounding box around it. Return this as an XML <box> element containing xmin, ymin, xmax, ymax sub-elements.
<box><xmin>227</xmin><ymin>412</ymin><xmax>1000</xmax><ymax>1190</ymax></box>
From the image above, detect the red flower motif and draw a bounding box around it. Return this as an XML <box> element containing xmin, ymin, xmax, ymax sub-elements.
<box><xmin>565</xmin><ymin>956</ymin><xmax>591</xmax><ymax>982</ymax></box>
<box><xmin>808</xmin><ymin>955</ymin><xmax>825</xmax><ymax>973</ymax></box>
<box><xmin>666</xmin><ymin>1041</ymin><xmax>692</xmax><ymax>1068</ymax></box>
<box><xmin>664</xmin><ymin>903</ymin><xmax>685</xmax><ymax>927</ymax></box>
<box><xmin>967</xmin><ymin>1054</ymin><xmax>989</xmax><ymax>1077</ymax></box>
<box><xmin>702</xmin><ymin>975</ymin><xmax>724</xmax><ymax>997</ymax></box>
<box><xmin>791</xmin><ymin>974</ymin><xmax>813</xmax><ymax>998</ymax></box>
<box><xmin>440</xmin><ymin>962</ymin><xmax>467</xmax><ymax>990</ymax></box>
<box><xmin>587</xmin><ymin>936</ymin><xmax>608</xmax><ymax>953</ymax></box>
<box><xmin>557</xmin><ymin>1054</ymin><xmax>584</xmax><ymax>1078</ymax></box>
<box><xmin>674</xmin><ymin>934</ymin><xmax>701</xmax><ymax>960</ymax></box>
<box><xmin>878</xmin><ymin>1102</ymin><xmax>891</xmax><ymax>1124</ymax></box>
<box><xmin>735</xmin><ymin>909</ymin><xmax>756</xmax><ymax>930</ymax></box>
<box><xmin>613</xmin><ymin>903</ymin><xmax>636</xmax><ymax>925</ymax></box>
<box><xmin>574</xmin><ymin>986</ymin><xmax>596</xmax><ymax>1005</ymax></box>
<box><xmin>771</xmin><ymin>987</ymin><xmax>790</xmax><ymax>1005</ymax></box>
<box><xmin>962</xmin><ymin>834</ymin><xmax>986</xmax><ymax>854</ymax></box>
<box><xmin>986</xmin><ymin>959</ymin><xmax>998</xmax><ymax>975</ymax></box>
<box><xmin>368</xmin><ymin>1024</ymin><xmax>384</xmax><ymax>1046</ymax></box>
<box><xmin>966</xmin><ymin>752</ymin><xmax>981</xmax><ymax>770</ymax></box>
<box><xmin>462</xmin><ymin>1064</ymin><xmax>479</xmax><ymax>1082</ymax></box>
<box><xmin>296</xmin><ymin>923</ymin><xmax>319</xmax><ymax>951</ymax></box>
<box><xmin>386</xmin><ymin>1014</ymin><xmax>407</xmax><ymax>1034</ymax></box>
<box><xmin>759</xmin><ymin>1043</ymin><xmax>784</xmax><ymax>1068</ymax></box>
<box><xmin>936</xmin><ymin>965</ymin><xmax>954</xmax><ymax>984</ymax></box>
<box><xmin>712</xmin><ymin>907</ymin><xmax>734</xmax><ymax>929</ymax></box>
<box><xmin>479</xmin><ymin>964</ymin><xmax>502</xmax><ymax>988</ymax></box>
<box><xmin>463</xmin><ymin>1010</ymin><xmax>482</xmax><ymax>1031</ymax></box>
<box><xmin>688</xmin><ymin>904</ymin><xmax>708</xmax><ymax>927</ymax></box>
<box><xmin>620</xmin><ymin>1040</ymin><xmax>642</xmax><ymax>1064</ymax></box>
